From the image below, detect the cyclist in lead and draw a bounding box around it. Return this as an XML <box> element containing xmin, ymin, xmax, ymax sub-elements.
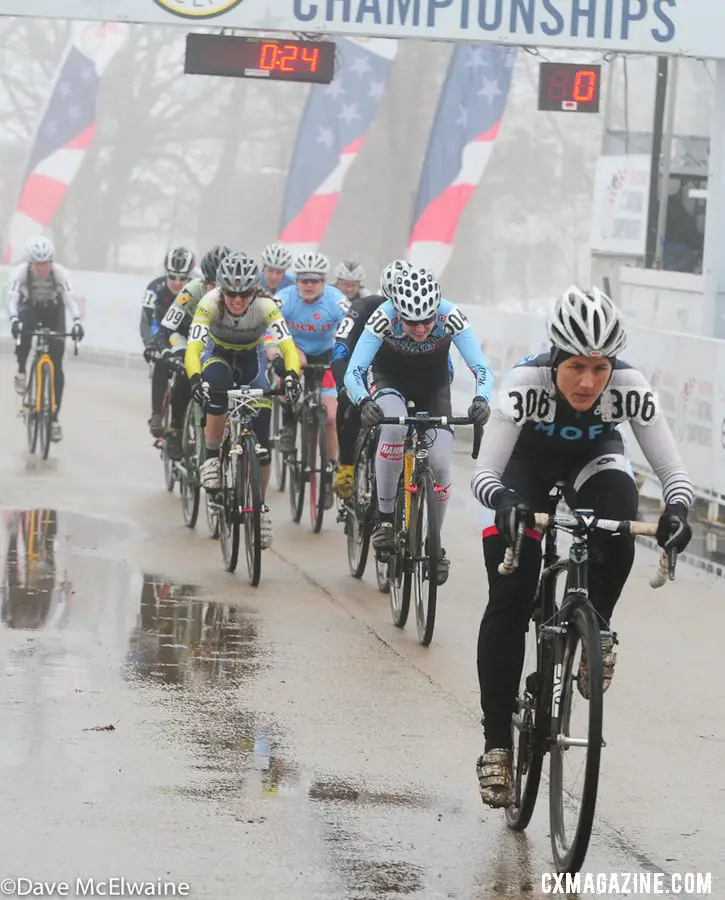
<box><xmin>155</xmin><ymin>245</ymin><xmax>232</xmax><ymax>460</ymax></box>
<box><xmin>260</xmin><ymin>243</ymin><xmax>294</xmax><ymax>294</ymax></box>
<box><xmin>471</xmin><ymin>286</ymin><xmax>694</xmax><ymax>809</ymax></box>
<box><xmin>140</xmin><ymin>246</ymin><xmax>196</xmax><ymax>439</ymax></box>
<box><xmin>333</xmin><ymin>259</ymin><xmax>371</xmax><ymax>302</ymax></box>
<box><xmin>274</xmin><ymin>251</ymin><xmax>349</xmax><ymax>504</ymax></box>
<box><xmin>185</xmin><ymin>251</ymin><xmax>301</xmax><ymax>549</ymax></box>
<box><xmin>7</xmin><ymin>237</ymin><xmax>85</xmax><ymax>443</ymax></box>
<box><xmin>344</xmin><ymin>266</ymin><xmax>493</xmax><ymax>584</ymax></box>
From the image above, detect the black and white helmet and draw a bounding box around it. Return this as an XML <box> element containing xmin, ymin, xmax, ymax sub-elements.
<box><xmin>392</xmin><ymin>266</ymin><xmax>441</xmax><ymax>322</ymax></box>
<box><xmin>292</xmin><ymin>251</ymin><xmax>329</xmax><ymax>277</ymax></box>
<box><xmin>547</xmin><ymin>285</ymin><xmax>627</xmax><ymax>358</ymax></box>
<box><xmin>335</xmin><ymin>259</ymin><xmax>364</xmax><ymax>282</ymax></box>
<box><xmin>164</xmin><ymin>246</ymin><xmax>195</xmax><ymax>278</ymax></box>
<box><xmin>261</xmin><ymin>242</ymin><xmax>292</xmax><ymax>270</ymax></box>
<box><xmin>380</xmin><ymin>259</ymin><xmax>410</xmax><ymax>301</ymax></box>
<box><xmin>200</xmin><ymin>245</ymin><xmax>232</xmax><ymax>283</ymax></box>
<box><xmin>26</xmin><ymin>236</ymin><xmax>55</xmax><ymax>263</ymax></box>
<box><xmin>217</xmin><ymin>251</ymin><xmax>261</xmax><ymax>294</ymax></box>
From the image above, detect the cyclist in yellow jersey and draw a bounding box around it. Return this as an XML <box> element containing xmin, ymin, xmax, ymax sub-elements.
<box><xmin>185</xmin><ymin>251</ymin><xmax>301</xmax><ymax>549</ymax></box>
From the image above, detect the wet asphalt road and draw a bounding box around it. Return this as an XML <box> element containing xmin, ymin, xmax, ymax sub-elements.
<box><xmin>0</xmin><ymin>352</ymin><xmax>722</xmax><ymax>899</ymax></box>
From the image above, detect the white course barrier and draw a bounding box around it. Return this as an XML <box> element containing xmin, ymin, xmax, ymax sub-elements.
<box><xmin>451</xmin><ymin>305</ymin><xmax>725</xmax><ymax>504</ymax></box>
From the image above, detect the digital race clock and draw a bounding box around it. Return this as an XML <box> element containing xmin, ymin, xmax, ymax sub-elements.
<box><xmin>538</xmin><ymin>62</ymin><xmax>602</xmax><ymax>113</ymax></box>
<box><xmin>184</xmin><ymin>33</ymin><xmax>336</xmax><ymax>84</ymax></box>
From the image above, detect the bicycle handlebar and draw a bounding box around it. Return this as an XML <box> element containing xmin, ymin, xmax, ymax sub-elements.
<box><xmin>497</xmin><ymin>512</ymin><xmax>675</xmax><ymax>588</ymax></box>
<box><xmin>18</xmin><ymin>331</ymin><xmax>80</xmax><ymax>356</ymax></box>
<box><xmin>378</xmin><ymin>416</ymin><xmax>482</xmax><ymax>459</ymax></box>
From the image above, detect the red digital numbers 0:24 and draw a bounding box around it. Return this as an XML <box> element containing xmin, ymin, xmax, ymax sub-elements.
<box><xmin>259</xmin><ymin>42</ymin><xmax>320</xmax><ymax>74</ymax></box>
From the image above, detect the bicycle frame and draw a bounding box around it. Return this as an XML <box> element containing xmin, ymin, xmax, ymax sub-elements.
<box><xmin>23</xmin><ymin>329</ymin><xmax>77</xmax><ymax>414</ymax></box>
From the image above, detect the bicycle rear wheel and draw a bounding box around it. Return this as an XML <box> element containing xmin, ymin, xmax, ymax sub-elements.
<box><xmin>39</xmin><ymin>363</ymin><xmax>53</xmax><ymax>461</ymax></box>
<box><xmin>25</xmin><ymin>366</ymin><xmax>39</xmax><ymax>454</ymax></box>
<box><xmin>242</xmin><ymin>434</ymin><xmax>263</xmax><ymax>587</ymax></box>
<box><xmin>411</xmin><ymin>469</ymin><xmax>439</xmax><ymax>647</ymax></box>
<box><xmin>289</xmin><ymin>414</ymin><xmax>306</xmax><ymax>524</ymax></box>
<box><xmin>219</xmin><ymin>445</ymin><xmax>241</xmax><ymax>573</ymax></box>
<box><xmin>272</xmin><ymin>397</ymin><xmax>287</xmax><ymax>492</ymax></box>
<box><xmin>347</xmin><ymin>437</ymin><xmax>371</xmax><ymax>578</ymax></box>
<box><xmin>308</xmin><ymin>408</ymin><xmax>328</xmax><ymax>534</ymax></box>
<box><xmin>181</xmin><ymin>401</ymin><xmax>202</xmax><ymax>529</ymax></box>
<box><xmin>549</xmin><ymin>597</ymin><xmax>604</xmax><ymax>874</ymax></box>
<box><xmin>389</xmin><ymin>476</ymin><xmax>411</xmax><ymax>629</ymax></box>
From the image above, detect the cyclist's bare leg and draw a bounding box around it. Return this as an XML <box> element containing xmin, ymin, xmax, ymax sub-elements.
<box><xmin>204</xmin><ymin>413</ymin><xmax>226</xmax><ymax>450</ymax></box>
<box><xmin>322</xmin><ymin>396</ymin><xmax>339</xmax><ymax>459</ymax></box>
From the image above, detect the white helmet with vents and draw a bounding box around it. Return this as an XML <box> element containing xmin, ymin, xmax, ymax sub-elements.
<box><xmin>380</xmin><ymin>260</ymin><xmax>410</xmax><ymax>300</ymax></box>
<box><xmin>547</xmin><ymin>285</ymin><xmax>627</xmax><ymax>358</ymax></box>
<box><xmin>26</xmin><ymin>236</ymin><xmax>55</xmax><ymax>263</ymax></box>
<box><xmin>217</xmin><ymin>251</ymin><xmax>261</xmax><ymax>294</ymax></box>
<box><xmin>292</xmin><ymin>251</ymin><xmax>329</xmax><ymax>277</ymax></box>
<box><xmin>392</xmin><ymin>266</ymin><xmax>441</xmax><ymax>322</ymax></box>
<box><xmin>262</xmin><ymin>242</ymin><xmax>292</xmax><ymax>270</ymax></box>
<box><xmin>335</xmin><ymin>259</ymin><xmax>365</xmax><ymax>282</ymax></box>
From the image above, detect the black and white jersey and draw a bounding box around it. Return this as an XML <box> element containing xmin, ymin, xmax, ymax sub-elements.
<box><xmin>472</xmin><ymin>351</ymin><xmax>694</xmax><ymax>509</ymax></box>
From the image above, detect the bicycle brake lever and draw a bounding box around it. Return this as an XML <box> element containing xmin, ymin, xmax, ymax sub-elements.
<box><xmin>471</xmin><ymin>423</ymin><xmax>482</xmax><ymax>459</ymax></box>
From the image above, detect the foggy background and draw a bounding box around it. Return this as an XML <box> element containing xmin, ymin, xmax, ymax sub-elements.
<box><xmin>0</xmin><ymin>18</ymin><xmax>715</xmax><ymax>309</ymax></box>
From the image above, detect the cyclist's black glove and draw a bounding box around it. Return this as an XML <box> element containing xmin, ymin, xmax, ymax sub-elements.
<box><xmin>271</xmin><ymin>355</ymin><xmax>286</xmax><ymax>378</ymax></box>
<box><xmin>71</xmin><ymin>320</ymin><xmax>84</xmax><ymax>342</ymax></box>
<box><xmin>360</xmin><ymin>397</ymin><xmax>384</xmax><ymax>428</ymax></box>
<box><xmin>143</xmin><ymin>344</ymin><xmax>160</xmax><ymax>364</ymax></box>
<box><xmin>190</xmin><ymin>372</ymin><xmax>208</xmax><ymax>406</ymax></box>
<box><xmin>284</xmin><ymin>372</ymin><xmax>302</xmax><ymax>403</ymax></box>
<box><xmin>10</xmin><ymin>318</ymin><xmax>21</xmax><ymax>340</ymax></box>
<box><xmin>468</xmin><ymin>396</ymin><xmax>491</xmax><ymax>427</ymax></box>
<box><xmin>656</xmin><ymin>502</ymin><xmax>692</xmax><ymax>553</ymax></box>
<box><xmin>493</xmin><ymin>489</ymin><xmax>535</xmax><ymax>546</ymax></box>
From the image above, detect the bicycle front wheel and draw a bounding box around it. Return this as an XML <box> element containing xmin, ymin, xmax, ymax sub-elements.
<box><xmin>289</xmin><ymin>414</ymin><xmax>306</xmax><ymax>524</ymax></box>
<box><xmin>308</xmin><ymin>407</ymin><xmax>328</xmax><ymax>534</ymax></box>
<box><xmin>25</xmin><ymin>366</ymin><xmax>39</xmax><ymax>454</ymax></box>
<box><xmin>162</xmin><ymin>390</ymin><xmax>174</xmax><ymax>493</ymax></box>
<box><xmin>549</xmin><ymin>597</ymin><xmax>604</xmax><ymax>874</ymax></box>
<box><xmin>242</xmin><ymin>434</ymin><xmax>263</xmax><ymax>587</ymax></box>
<box><xmin>272</xmin><ymin>397</ymin><xmax>287</xmax><ymax>492</ymax></box>
<box><xmin>181</xmin><ymin>402</ymin><xmax>202</xmax><ymax>529</ymax></box>
<box><xmin>39</xmin><ymin>362</ymin><xmax>54</xmax><ymax>461</ymax></box>
<box><xmin>410</xmin><ymin>469</ymin><xmax>439</xmax><ymax>647</ymax></box>
<box><xmin>219</xmin><ymin>447</ymin><xmax>241</xmax><ymax>573</ymax></box>
<box><xmin>347</xmin><ymin>437</ymin><xmax>371</xmax><ymax>579</ymax></box>
<box><xmin>389</xmin><ymin>476</ymin><xmax>411</xmax><ymax>629</ymax></box>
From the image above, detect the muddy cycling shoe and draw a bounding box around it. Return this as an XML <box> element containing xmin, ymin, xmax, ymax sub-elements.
<box><xmin>335</xmin><ymin>464</ymin><xmax>355</xmax><ymax>501</ymax></box>
<box><xmin>148</xmin><ymin>414</ymin><xmax>164</xmax><ymax>438</ymax></box>
<box><xmin>14</xmin><ymin>373</ymin><xmax>26</xmax><ymax>395</ymax></box>
<box><xmin>51</xmin><ymin>422</ymin><xmax>62</xmax><ymax>443</ymax></box>
<box><xmin>372</xmin><ymin>522</ymin><xmax>395</xmax><ymax>557</ymax></box>
<box><xmin>277</xmin><ymin>425</ymin><xmax>296</xmax><ymax>455</ymax></box>
<box><xmin>260</xmin><ymin>506</ymin><xmax>273</xmax><ymax>550</ymax></box>
<box><xmin>165</xmin><ymin>430</ymin><xmax>183</xmax><ymax>461</ymax></box>
<box><xmin>476</xmin><ymin>748</ymin><xmax>515</xmax><ymax>809</ymax></box>
<box><xmin>577</xmin><ymin>633</ymin><xmax>617</xmax><ymax>699</ymax></box>
<box><xmin>200</xmin><ymin>457</ymin><xmax>221</xmax><ymax>491</ymax></box>
<box><xmin>436</xmin><ymin>549</ymin><xmax>450</xmax><ymax>586</ymax></box>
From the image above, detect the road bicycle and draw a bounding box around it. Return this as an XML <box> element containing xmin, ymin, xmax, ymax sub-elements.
<box><xmin>153</xmin><ymin>352</ymin><xmax>188</xmax><ymax>495</ymax></box>
<box><xmin>206</xmin><ymin>386</ymin><xmax>281</xmax><ymax>586</ymax></box>
<box><xmin>500</xmin><ymin>484</ymin><xmax>675</xmax><ymax>873</ymax></box>
<box><xmin>287</xmin><ymin>363</ymin><xmax>334</xmax><ymax>534</ymax></box>
<box><xmin>19</xmin><ymin>328</ymin><xmax>78</xmax><ymax>460</ymax></box>
<box><xmin>379</xmin><ymin>411</ymin><xmax>480</xmax><ymax>647</ymax></box>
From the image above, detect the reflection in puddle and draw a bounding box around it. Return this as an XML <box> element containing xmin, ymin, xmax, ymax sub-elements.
<box><xmin>0</xmin><ymin>509</ymin><xmax>72</xmax><ymax>631</ymax></box>
<box><xmin>124</xmin><ymin>574</ymin><xmax>298</xmax><ymax>801</ymax></box>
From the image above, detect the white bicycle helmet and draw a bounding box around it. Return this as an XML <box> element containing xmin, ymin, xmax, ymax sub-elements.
<box><xmin>217</xmin><ymin>251</ymin><xmax>261</xmax><ymax>293</ymax></box>
<box><xmin>164</xmin><ymin>246</ymin><xmax>196</xmax><ymax>278</ymax></box>
<box><xmin>262</xmin><ymin>242</ymin><xmax>292</xmax><ymax>270</ymax></box>
<box><xmin>335</xmin><ymin>259</ymin><xmax>364</xmax><ymax>282</ymax></box>
<box><xmin>380</xmin><ymin>259</ymin><xmax>410</xmax><ymax>300</ymax></box>
<box><xmin>292</xmin><ymin>251</ymin><xmax>329</xmax><ymax>277</ymax></box>
<box><xmin>26</xmin><ymin>236</ymin><xmax>54</xmax><ymax>263</ymax></box>
<box><xmin>392</xmin><ymin>266</ymin><xmax>441</xmax><ymax>322</ymax></box>
<box><xmin>547</xmin><ymin>285</ymin><xmax>627</xmax><ymax>358</ymax></box>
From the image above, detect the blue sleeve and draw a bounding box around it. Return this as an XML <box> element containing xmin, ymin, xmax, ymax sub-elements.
<box><xmin>343</xmin><ymin>328</ymin><xmax>383</xmax><ymax>405</ymax></box>
<box><xmin>448</xmin><ymin>309</ymin><xmax>493</xmax><ymax>402</ymax></box>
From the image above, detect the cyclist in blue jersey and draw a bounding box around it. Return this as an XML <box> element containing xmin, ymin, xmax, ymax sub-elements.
<box><xmin>274</xmin><ymin>251</ymin><xmax>349</xmax><ymax>504</ymax></box>
<box><xmin>344</xmin><ymin>266</ymin><xmax>492</xmax><ymax>584</ymax></box>
<box><xmin>260</xmin><ymin>243</ymin><xmax>294</xmax><ymax>294</ymax></box>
